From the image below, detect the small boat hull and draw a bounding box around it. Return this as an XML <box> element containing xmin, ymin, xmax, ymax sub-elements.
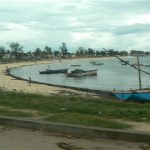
<box><xmin>144</xmin><ymin>64</ymin><xmax>150</xmax><ymax>67</ymax></box>
<box><xmin>113</xmin><ymin>90</ymin><xmax>150</xmax><ymax>102</ymax></box>
<box><xmin>39</xmin><ymin>69</ymin><xmax>68</xmax><ymax>74</ymax></box>
<box><xmin>90</xmin><ymin>62</ymin><xmax>104</xmax><ymax>65</ymax></box>
<box><xmin>70</xmin><ymin>65</ymin><xmax>81</xmax><ymax>67</ymax></box>
<box><xmin>66</xmin><ymin>69</ymin><xmax>97</xmax><ymax>77</ymax></box>
<box><xmin>92</xmin><ymin>63</ymin><xmax>104</xmax><ymax>65</ymax></box>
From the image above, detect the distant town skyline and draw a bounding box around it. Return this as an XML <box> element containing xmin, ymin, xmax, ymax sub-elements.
<box><xmin>0</xmin><ymin>0</ymin><xmax>150</xmax><ymax>52</ymax></box>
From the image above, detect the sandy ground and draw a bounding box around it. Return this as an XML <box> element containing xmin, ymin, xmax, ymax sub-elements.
<box><xmin>0</xmin><ymin>125</ymin><xmax>146</xmax><ymax>150</ymax></box>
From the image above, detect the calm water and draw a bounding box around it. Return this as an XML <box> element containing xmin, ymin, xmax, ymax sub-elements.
<box><xmin>10</xmin><ymin>57</ymin><xmax>150</xmax><ymax>91</ymax></box>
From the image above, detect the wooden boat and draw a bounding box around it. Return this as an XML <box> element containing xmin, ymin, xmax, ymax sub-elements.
<box><xmin>70</xmin><ymin>64</ymin><xmax>81</xmax><ymax>67</ymax></box>
<box><xmin>90</xmin><ymin>61</ymin><xmax>104</xmax><ymax>65</ymax></box>
<box><xmin>90</xmin><ymin>61</ymin><xmax>96</xmax><ymax>64</ymax></box>
<box><xmin>65</xmin><ymin>69</ymin><xmax>97</xmax><ymax>77</ymax></box>
<box><xmin>103</xmin><ymin>48</ymin><xmax>150</xmax><ymax>102</ymax></box>
<box><xmin>144</xmin><ymin>64</ymin><xmax>150</xmax><ymax>67</ymax></box>
<box><xmin>39</xmin><ymin>68</ymin><xmax>68</xmax><ymax>74</ymax></box>
<box><xmin>119</xmin><ymin>60</ymin><xmax>129</xmax><ymax>63</ymax></box>
<box><xmin>130</xmin><ymin>63</ymin><xmax>144</xmax><ymax>67</ymax></box>
<box><xmin>119</xmin><ymin>60</ymin><xmax>129</xmax><ymax>65</ymax></box>
<box><xmin>121</xmin><ymin>63</ymin><xmax>127</xmax><ymax>65</ymax></box>
<box><xmin>113</xmin><ymin>89</ymin><xmax>150</xmax><ymax>102</ymax></box>
<box><xmin>92</xmin><ymin>62</ymin><xmax>104</xmax><ymax>65</ymax></box>
<box><xmin>113</xmin><ymin>56</ymin><xmax>150</xmax><ymax>102</ymax></box>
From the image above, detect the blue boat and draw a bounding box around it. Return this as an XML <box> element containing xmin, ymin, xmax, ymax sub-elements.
<box><xmin>102</xmin><ymin>48</ymin><xmax>150</xmax><ymax>102</ymax></box>
<box><xmin>113</xmin><ymin>90</ymin><xmax>150</xmax><ymax>102</ymax></box>
<box><xmin>112</xmin><ymin>55</ymin><xmax>150</xmax><ymax>102</ymax></box>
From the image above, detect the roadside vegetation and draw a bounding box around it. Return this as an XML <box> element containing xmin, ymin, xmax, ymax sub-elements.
<box><xmin>0</xmin><ymin>90</ymin><xmax>150</xmax><ymax>129</ymax></box>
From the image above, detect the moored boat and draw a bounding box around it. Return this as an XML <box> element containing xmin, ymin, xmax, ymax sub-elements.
<box><xmin>113</xmin><ymin>89</ymin><xmax>150</xmax><ymax>102</ymax></box>
<box><xmin>102</xmin><ymin>48</ymin><xmax>150</xmax><ymax>102</ymax></box>
<box><xmin>39</xmin><ymin>68</ymin><xmax>68</xmax><ymax>74</ymax></box>
<box><xmin>119</xmin><ymin>60</ymin><xmax>129</xmax><ymax>63</ymax></box>
<box><xmin>144</xmin><ymin>64</ymin><xmax>150</xmax><ymax>67</ymax></box>
<box><xmin>112</xmin><ymin>55</ymin><xmax>150</xmax><ymax>102</ymax></box>
<box><xmin>65</xmin><ymin>69</ymin><xmax>97</xmax><ymax>77</ymax></box>
<box><xmin>130</xmin><ymin>63</ymin><xmax>144</xmax><ymax>67</ymax></box>
<box><xmin>90</xmin><ymin>61</ymin><xmax>104</xmax><ymax>65</ymax></box>
<box><xmin>92</xmin><ymin>62</ymin><xmax>104</xmax><ymax>65</ymax></box>
<box><xmin>70</xmin><ymin>64</ymin><xmax>81</xmax><ymax>67</ymax></box>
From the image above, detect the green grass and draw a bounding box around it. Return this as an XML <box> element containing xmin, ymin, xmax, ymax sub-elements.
<box><xmin>0</xmin><ymin>90</ymin><xmax>150</xmax><ymax>129</ymax></box>
<box><xmin>44</xmin><ymin>113</ymin><xmax>131</xmax><ymax>129</ymax></box>
<box><xmin>0</xmin><ymin>108</ymin><xmax>33</xmax><ymax>117</ymax></box>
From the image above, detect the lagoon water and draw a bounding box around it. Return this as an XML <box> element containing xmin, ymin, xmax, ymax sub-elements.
<box><xmin>10</xmin><ymin>57</ymin><xmax>150</xmax><ymax>91</ymax></box>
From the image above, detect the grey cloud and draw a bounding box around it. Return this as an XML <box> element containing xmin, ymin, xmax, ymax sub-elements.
<box><xmin>0</xmin><ymin>26</ymin><xmax>10</xmax><ymax>31</ymax></box>
<box><xmin>0</xmin><ymin>0</ymin><xmax>150</xmax><ymax>51</ymax></box>
<box><xmin>114</xmin><ymin>24</ymin><xmax>150</xmax><ymax>35</ymax></box>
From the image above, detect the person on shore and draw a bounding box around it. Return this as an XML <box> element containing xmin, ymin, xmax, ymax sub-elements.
<box><xmin>29</xmin><ymin>76</ymin><xmax>31</xmax><ymax>86</ymax></box>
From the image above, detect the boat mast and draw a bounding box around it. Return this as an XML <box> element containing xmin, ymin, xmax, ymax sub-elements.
<box><xmin>103</xmin><ymin>48</ymin><xmax>150</xmax><ymax>75</ymax></box>
<box><xmin>103</xmin><ymin>48</ymin><xmax>150</xmax><ymax>90</ymax></box>
<box><xmin>137</xmin><ymin>55</ymin><xmax>142</xmax><ymax>90</ymax></box>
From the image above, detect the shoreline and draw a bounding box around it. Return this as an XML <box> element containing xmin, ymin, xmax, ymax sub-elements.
<box><xmin>0</xmin><ymin>57</ymin><xmax>114</xmax><ymax>97</ymax></box>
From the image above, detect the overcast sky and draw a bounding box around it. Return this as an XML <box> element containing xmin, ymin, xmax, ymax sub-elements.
<box><xmin>0</xmin><ymin>0</ymin><xmax>150</xmax><ymax>52</ymax></box>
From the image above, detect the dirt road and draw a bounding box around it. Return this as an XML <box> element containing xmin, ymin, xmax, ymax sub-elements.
<box><xmin>0</xmin><ymin>125</ymin><xmax>147</xmax><ymax>150</ymax></box>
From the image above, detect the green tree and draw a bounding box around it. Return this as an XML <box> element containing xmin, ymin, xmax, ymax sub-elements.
<box><xmin>44</xmin><ymin>46</ymin><xmax>52</xmax><ymax>54</ymax></box>
<box><xmin>95</xmin><ymin>50</ymin><xmax>100</xmax><ymax>56</ymax></box>
<box><xmin>107</xmin><ymin>49</ymin><xmax>118</xmax><ymax>56</ymax></box>
<box><xmin>99</xmin><ymin>50</ymin><xmax>107</xmax><ymax>56</ymax></box>
<box><xmin>9</xmin><ymin>42</ymin><xmax>24</xmax><ymax>60</ymax></box>
<box><xmin>34</xmin><ymin>48</ymin><xmax>41</xmax><ymax>59</ymax></box>
<box><xmin>118</xmin><ymin>51</ymin><xmax>128</xmax><ymax>56</ymax></box>
<box><xmin>0</xmin><ymin>46</ymin><xmax>6</xmax><ymax>58</ymax></box>
<box><xmin>41</xmin><ymin>50</ymin><xmax>47</xmax><ymax>59</ymax></box>
<box><xmin>53</xmin><ymin>50</ymin><xmax>60</xmax><ymax>57</ymax></box>
<box><xmin>26</xmin><ymin>51</ymin><xmax>33</xmax><ymax>60</ymax></box>
<box><xmin>87</xmin><ymin>48</ymin><xmax>95</xmax><ymax>56</ymax></box>
<box><xmin>60</xmin><ymin>42</ymin><xmax>68</xmax><ymax>57</ymax></box>
<box><xmin>44</xmin><ymin>46</ymin><xmax>53</xmax><ymax>58</ymax></box>
<box><xmin>76</xmin><ymin>47</ymin><xmax>86</xmax><ymax>57</ymax></box>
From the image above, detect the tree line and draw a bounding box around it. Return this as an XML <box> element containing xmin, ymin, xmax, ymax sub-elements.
<box><xmin>0</xmin><ymin>42</ymin><xmax>150</xmax><ymax>62</ymax></box>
